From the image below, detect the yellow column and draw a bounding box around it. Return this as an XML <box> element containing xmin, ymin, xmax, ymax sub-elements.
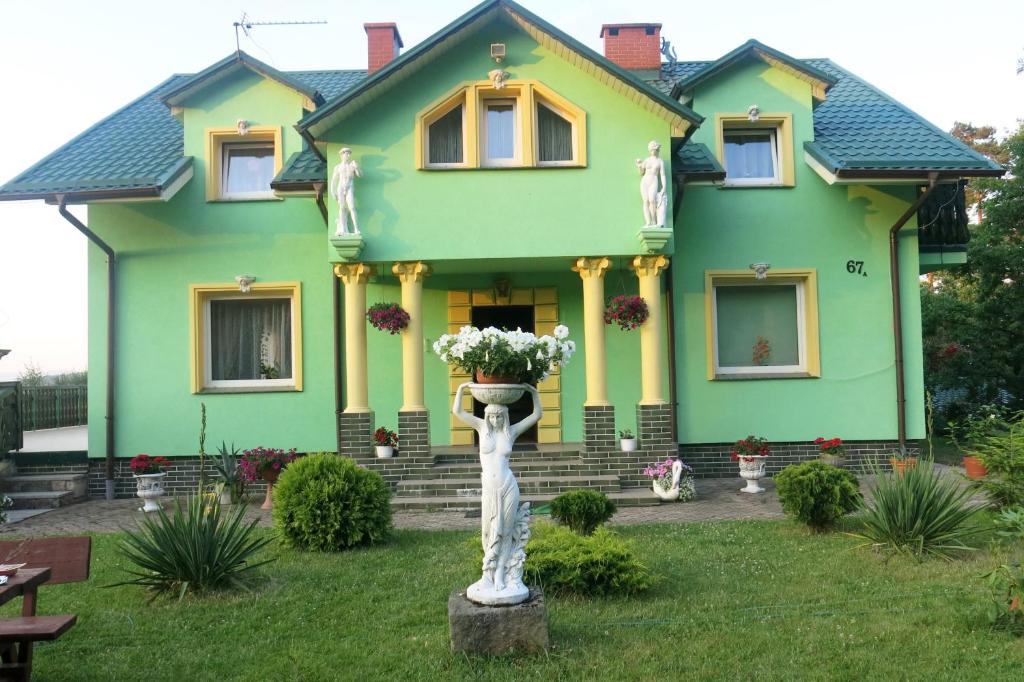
<box><xmin>631</xmin><ymin>255</ymin><xmax>670</xmax><ymax>405</ymax></box>
<box><xmin>334</xmin><ymin>263</ymin><xmax>376</xmax><ymax>413</ymax></box>
<box><xmin>572</xmin><ymin>257</ymin><xmax>612</xmax><ymax>406</ymax></box>
<box><xmin>392</xmin><ymin>261</ymin><xmax>432</xmax><ymax>411</ymax></box>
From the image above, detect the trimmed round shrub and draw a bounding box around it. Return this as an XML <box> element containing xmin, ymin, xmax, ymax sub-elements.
<box><xmin>273</xmin><ymin>453</ymin><xmax>392</xmax><ymax>551</ymax></box>
<box><xmin>775</xmin><ymin>460</ymin><xmax>861</xmax><ymax>531</ymax></box>
<box><xmin>549</xmin><ymin>489</ymin><xmax>617</xmax><ymax>535</ymax></box>
<box><xmin>525</xmin><ymin>522</ymin><xmax>651</xmax><ymax>596</ymax></box>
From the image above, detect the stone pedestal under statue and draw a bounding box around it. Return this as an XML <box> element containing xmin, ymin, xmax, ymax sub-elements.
<box><xmin>448</xmin><ymin>588</ymin><xmax>549</xmax><ymax>655</ymax></box>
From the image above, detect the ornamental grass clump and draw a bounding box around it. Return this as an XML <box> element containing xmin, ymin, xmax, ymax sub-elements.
<box><xmin>366</xmin><ymin>302</ymin><xmax>410</xmax><ymax>335</ymax></box>
<box><xmin>852</xmin><ymin>458</ymin><xmax>983</xmax><ymax>560</ymax></box>
<box><xmin>432</xmin><ymin>324</ymin><xmax>575</xmax><ymax>384</ymax></box>
<box><xmin>550</xmin><ymin>489</ymin><xmax>617</xmax><ymax>535</ymax></box>
<box><xmin>273</xmin><ymin>453</ymin><xmax>392</xmax><ymax>551</ymax></box>
<box><xmin>112</xmin><ymin>495</ymin><xmax>273</xmax><ymax>600</ymax></box>
<box><xmin>603</xmin><ymin>294</ymin><xmax>648</xmax><ymax>331</ymax></box>
<box><xmin>775</xmin><ymin>460</ymin><xmax>861</xmax><ymax>531</ymax></box>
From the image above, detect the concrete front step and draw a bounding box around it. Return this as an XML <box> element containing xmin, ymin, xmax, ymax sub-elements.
<box><xmin>4</xmin><ymin>490</ymin><xmax>78</xmax><ymax>510</ymax></box>
<box><xmin>396</xmin><ymin>474</ymin><xmax>621</xmax><ymax>498</ymax></box>
<box><xmin>0</xmin><ymin>473</ymin><xmax>88</xmax><ymax>497</ymax></box>
<box><xmin>391</xmin><ymin>487</ymin><xmax>661</xmax><ymax>511</ymax></box>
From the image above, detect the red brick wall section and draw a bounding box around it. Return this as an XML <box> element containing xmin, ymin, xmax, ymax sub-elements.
<box><xmin>364</xmin><ymin>22</ymin><xmax>403</xmax><ymax>75</ymax></box>
<box><xmin>600</xmin><ymin>23</ymin><xmax>662</xmax><ymax>71</ymax></box>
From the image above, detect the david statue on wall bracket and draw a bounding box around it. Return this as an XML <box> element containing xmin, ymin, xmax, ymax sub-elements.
<box><xmin>330</xmin><ymin>147</ymin><xmax>361</xmax><ymax>236</ymax></box>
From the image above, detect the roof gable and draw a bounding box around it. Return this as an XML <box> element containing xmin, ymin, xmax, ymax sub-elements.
<box><xmin>670</xmin><ymin>40</ymin><xmax>836</xmax><ymax>102</ymax></box>
<box><xmin>161</xmin><ymin>51</ymin><xmax>325</xmax><ymax>110</ymax></box>
<box><xmin>299</xmin><ymin>0</ymin><xmax>701</xmax><ymax>140</ymax></box>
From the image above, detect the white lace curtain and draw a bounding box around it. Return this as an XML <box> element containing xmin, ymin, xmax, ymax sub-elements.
<box><xmin>724</xmin><ymin>133</ymin><xmax>775</xmax><ymax>178</ymax></box>
<box><xmin>537</xmin><ymin>103</ymin><xmax>572</xmax><ymax>162</ymax></box>
<box><xmin>428</xmin><ymin>105</ymin><xmax>464</xmax><ymax>164</ymax></box>
<box><xmin>210</xmin><ymin>299</ymin><xmax>292</xmax><ymax>380</ymax></box>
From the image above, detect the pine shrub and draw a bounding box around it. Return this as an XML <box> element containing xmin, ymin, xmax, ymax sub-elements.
<box><xmin>549</xmin><ymin>489</ymin><xmax>617</xmax><ymax>535</ymax></box>
<box><xmin>273</xmin><ymin>453</ymin><xmax>392</xmax><ymax>551</ymax></box>
<box><xmin>525</xmin><ymin>522</ymin><xmax>652</xmax><ymax>596</ymax></box>
<box><xmin>775</xmin><ymin>460</ymin><xmax>861</xmax><ymax>531</ymax></box>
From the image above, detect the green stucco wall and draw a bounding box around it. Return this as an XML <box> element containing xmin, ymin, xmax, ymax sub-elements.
<box><xmin>87</xmin><ymin>72</ymin><xmax>337</xmax><ymax>458</ymax></box>
<box><xmin>672</xmin><ymin>58</ymin><xmax>925</xmax><ymax>443</ymax></box>
<box><xmin>321</xmin><ymin>16</ymin><xmax>672</xmax><ymax>265</ymax></box>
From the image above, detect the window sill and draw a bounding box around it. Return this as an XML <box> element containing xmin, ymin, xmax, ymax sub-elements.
<box><xmin>719</xmin><ymin>182</ymin><xmax>793</xmax><ymax>189</ymax></box>
<box><xmin>199</xmin><ymin>385</ymin><xmax>300</xmax><ymax>394</ymax></box>
<box><xmin>420</xmin><ymin>164</ymin><xmax>585</xmax><ymax>171</ymax></box>
<box><xmin>209</xmin><ymin>196</ymin><xmax>283</xmax><ymax>203</ymax></box>
<box><xmin>712</xmin><ymin>372</ymin><xmax>816</xmax><ymax>381</ymax></box>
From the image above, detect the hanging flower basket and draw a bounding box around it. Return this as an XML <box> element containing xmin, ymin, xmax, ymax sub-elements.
<box><xmin>604</xmin><ymin>295</ymin><xmax>649</xmax><ymax>331</ymax></box>
<box><xmin>366</xmin><ymin>302</ymin><xmax>410</xmax><ymax>335</ymax></box>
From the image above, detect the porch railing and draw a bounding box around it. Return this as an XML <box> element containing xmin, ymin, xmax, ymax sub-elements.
<box><xmin>0</xmin><ymin>381</ymin><xmax>22</xmax><ymax>453</ymax></box>
<box><xmin>19</xmin><ymin>385</ymin><xmax>88</xmax><ymax>431</ymax></box>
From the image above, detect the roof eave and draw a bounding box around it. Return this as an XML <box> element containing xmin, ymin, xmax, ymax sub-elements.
<box><xmin>0</xmin><ymin>156</ymin><xmax>194</xmax><ymax>205</ymax></box>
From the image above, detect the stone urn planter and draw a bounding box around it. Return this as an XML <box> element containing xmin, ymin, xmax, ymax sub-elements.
<box><xmin>261</xmin><ymin>469</ymin><xmax>279</xmax><ymax>511</ymax></box>
<box><xmin>134</xmin><ymin>473</ymin><xmax>167</xmax><ymax>513</ymax></box>
<box><xmin>821</xmin><ymin>455</ymin><xmax>845</xmax><ymax>468</ymax></box>
<box><xmin>737</xmin><ymin>456</ymin><xmax>768</xmax><ymax>494</ymax></box>
<box><xmin>375</xmin><ymin>445</ymin><xmax>395</xmax><ymax>459</ymax></box>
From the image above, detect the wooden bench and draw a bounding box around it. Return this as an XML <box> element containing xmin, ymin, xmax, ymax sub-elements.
<box><xmin>0</xmin><ymin>537</ymin><xmax>91</xmax><ymax>681</ymax></box>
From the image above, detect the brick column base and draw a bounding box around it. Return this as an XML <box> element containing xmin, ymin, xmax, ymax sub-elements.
<box><xmin>637</xmin><ymin>403</ymin><xmax>675</xmax><ymax>454</ymax></box>
<box><xmin>583</xmin><ymin>405</ymin><xmax>616</xmax><ymax>459</ymax></box>
<box><xmin>398</xmin><ymin>410</ymin><xmax>430</xmax><ymax>457</ymax></box>
<box><xmin>338</xmin><ymin>411</ymin><xmax>374</xmax><ymax>458</ymax></box>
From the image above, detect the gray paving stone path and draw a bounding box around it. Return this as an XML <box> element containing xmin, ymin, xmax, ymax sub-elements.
<box><xmin>0</xmin><ymin>476</ymin><xmax>787</xmax><ymax>536</ymax></box>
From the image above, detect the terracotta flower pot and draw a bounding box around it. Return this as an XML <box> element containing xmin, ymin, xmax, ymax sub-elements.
<box><xmin>962</xmin><ymin>455</ymin><xmax>987</xmax><ymax>480</ymax></box>
<box><xmin>890</xmin><ymin>458</ymin><xmax>918</xmax><ymax>476</ymax></box>
<box><xmin>474</xmin><ymin>369</ymin><xmax>519</xmax><ymax>384</ymax></box>
<box><xmin>260</xmin><ymin>468</ymin><xmax>279</xmax><ymax>511</ymax></box>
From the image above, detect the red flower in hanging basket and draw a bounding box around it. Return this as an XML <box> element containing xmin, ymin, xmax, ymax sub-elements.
<box><xmin>603</xmin><ymin>295</ymin><xmax>649</xmax><ymax>331</ymax></box>
<box><xmin>366</xmin><ymin>302</ymin><xmax>410</xmax><ymax>334</ymax></box>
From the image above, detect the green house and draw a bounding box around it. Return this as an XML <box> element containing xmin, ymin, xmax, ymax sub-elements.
<box><xmin>0</xmin><ymin>1</ymin><xmax>1001</xmax><ymax>501</ymax></box>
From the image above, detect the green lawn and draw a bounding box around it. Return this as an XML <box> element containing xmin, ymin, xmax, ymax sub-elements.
<box><xmin>14</xmin><ymin>521</ymin><xmax>1024</xmax><ymax>681</ymax></box>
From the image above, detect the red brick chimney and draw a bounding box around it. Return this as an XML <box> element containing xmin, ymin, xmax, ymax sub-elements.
<box><xmin>364</xmin><ymin>23</ymin><xmax>403</xmax><ymax>75</ymax></box>
<box><xmin>599</xmin><ymin>23</ymin><xmax>662</xmax><ymax>71</ymax></box>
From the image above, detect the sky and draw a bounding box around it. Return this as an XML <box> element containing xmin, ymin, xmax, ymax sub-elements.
<box><xmin>0</xmin><ymin>0</ymin><xmax>1021</xmax><ymax>380</ymax></box>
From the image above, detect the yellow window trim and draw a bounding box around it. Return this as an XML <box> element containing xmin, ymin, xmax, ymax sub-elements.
<box><xmin>714</xmin><ymin>113</ymin><xmax>794</xmax><ymax>187</ymax></box>
<box><xmin>415</xmin><ymin>80</ymin><xmax>586</xmax><ymax>170</ymax></box>
<box><xmin>703</xmin><ymin>269</ymin><xmax>819</xmax><ymax>380</ymax></box>
<box><xmin>204</xmin><ymin>126</ymin><xmax>283</xmax><ymax>202</ymax></box>
<box><xmin>189</xmin><ymin>281</ymin><xmax>303</xmax><ymax>394</ymax></box>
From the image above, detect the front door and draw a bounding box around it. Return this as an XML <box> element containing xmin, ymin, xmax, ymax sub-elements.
<box><xmin>470</xmin><ymin>305</ymin><xmax>537</xmax><ymax>444</ymax></box>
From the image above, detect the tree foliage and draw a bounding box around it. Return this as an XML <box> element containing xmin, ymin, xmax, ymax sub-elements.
<box><xmin>922</xmin><ymin>123</ymin><xmax>1024</xmax><ymax>421</ymax></box>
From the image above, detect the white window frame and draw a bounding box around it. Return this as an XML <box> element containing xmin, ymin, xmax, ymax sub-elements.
<box><xmin>425</xmin><ymin>102</ymin><xmax>467</xmax><ymax>169</ymax></box>
<box><xmin>534</xmin><ymin>99</ymin><xmax>578</xmax><ymax>167</ymax></box>
<box><xmin>219</xmin><ymin>141</ymin><xmax>277</xmax><ymax>200</ymax></box>
<box><xmin>711</xmin><ymin>278</ymin><xmax>807</xmax><ymax>376</ymax></box>
<box><xmin>480</xmin><ymin>97</ymin><xmax>520</xmax><ymax>167</ymax></box>
<box><xmin>202</xmin><ymin>293</ymin><xmax>297</xmax><ymax>391</ymax></box>
<box><xmin>722</xmin><ymin>128</ymin><xmax>781</xmax><ymax>187</ymax></box>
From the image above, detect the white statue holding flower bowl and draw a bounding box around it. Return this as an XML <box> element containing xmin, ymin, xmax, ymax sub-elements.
<box><xmin>436</xmin><ymin>324</ymin><xmax>575</xmax><ymax>606</ymax></box>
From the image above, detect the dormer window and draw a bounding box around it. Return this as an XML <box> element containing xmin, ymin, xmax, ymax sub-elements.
<box><xmin>417</xmin><ymin>80</ymin><xmax>586</xmax><ymax>170</ymax></box>
<box><xmin>222</xmin><ymin>142</ymin><xmax>275</xmax><ymax>199</ymax></box>
<box><xmin>715</xmin><ymin>113</ymin><xmax>794</xmax><ymax>187</ymax></box>
<box><xmin>723</xmin><ymin>129</ymin><xmax>780</xmax><ymax>185</ymax></box>
<box><xmin>205</xmin><ymin>126</ymin><xmax>283</xmax><ymax>201</ymax></box>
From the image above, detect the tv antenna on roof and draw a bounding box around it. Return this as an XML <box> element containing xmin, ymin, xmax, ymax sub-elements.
<box><xmin>233</xmin><ymin>12</ymin><xmax>327</xmax><ymax>53</ymax></box>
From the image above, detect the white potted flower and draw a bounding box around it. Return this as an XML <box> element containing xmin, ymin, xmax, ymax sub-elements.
<box><xmin>129</xmin><ymin>454</ymin><xmax>171</xmax><ymax>512</ymax></box>
<box><xmin>619</xmin><ymin>429</ymin><xmax>638</xmax><ymax>452</ymax></box>
<box><xmin>643</xmin><ymin>458</ymin><xmax>696</xmax><ymax>501</ymax></box>
<box><xmin>732</xmin><ymin>435</ymin><xmax>770</xmax><ymax>494</ymax></box>
<box><xmin>433</xmin><ymin>325</ymin><xmax>575</xmax><ymax>404</ymax></box>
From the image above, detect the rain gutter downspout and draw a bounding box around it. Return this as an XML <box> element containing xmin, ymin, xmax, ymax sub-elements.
<box><xmin>889</xmin><ymin>172</ymin><xmax>938</xmax><ymax>447</ymax></box>
<box><xmin>57</xmin><ymin>195</ymin><xmax>117</xmax><ymax>500</ymax></box>
<box><xmin>311</xmin><ymin>181</ymin><xmax>344</xmax><ymax>443</ymax></box>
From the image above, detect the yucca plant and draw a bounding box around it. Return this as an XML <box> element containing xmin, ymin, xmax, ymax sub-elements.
<box><xmin>852</xmin><ymin>458</ymin><xmax>984</xmax><ymax>560</ymax></box>
<box><xmin>113</xmin><ymin>495</ymin><xmax>274</xmax><ymax>600</ymax></box>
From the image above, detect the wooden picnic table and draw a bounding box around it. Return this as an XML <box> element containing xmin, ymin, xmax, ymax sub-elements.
<box><xmin>0</xmin><ymin>569</ymin><xmax>51</xmax><ymax>617</ymax></box>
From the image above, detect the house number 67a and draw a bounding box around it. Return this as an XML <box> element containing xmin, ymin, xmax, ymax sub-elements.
<box><xmin>846</xmin><ymin>260</ymin><xmax>867</xmax><ymax>277</ymax></box>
